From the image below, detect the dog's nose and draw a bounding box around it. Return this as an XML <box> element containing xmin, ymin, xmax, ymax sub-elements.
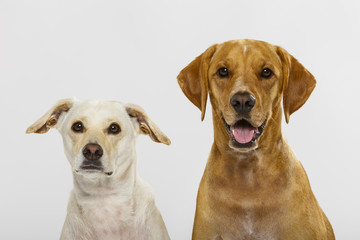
<box><xmin>83</xmin><ymin>143</ymin><xmax>103</xmax><ymax>161</ymax></box>
<box><xmin>230</xmin><ymin>93</ymin><xmax>256</xmax><ymax>115</ymax></box>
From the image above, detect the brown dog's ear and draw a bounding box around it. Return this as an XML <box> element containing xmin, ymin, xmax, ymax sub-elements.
<box><xmin>177</xmin><ymin>44</ymin><xmax>217</xmax><ymax>121</ymax></box>
<box><xmin>126</xmin><ymin>104</ymin><xmax>171</xmax><ymax>145</ymax></box>
<box><xmin>26</xmin><ymin>98</ymin><xmax>74</xmax><ymax>134</ymax></box>
<box><xmin>277</xmin><ymin>47</ymin><xmax>316</xmax><ymax>123</ymax></box>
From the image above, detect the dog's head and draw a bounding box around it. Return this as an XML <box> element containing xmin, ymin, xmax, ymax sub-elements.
<box><xmin>26</xmin><ymin>99</ymin><xmax>170</xmax><ymax>177</ymax></box>
<box><xmin>178</xmin><ymin>39</ymin><xmax>316</xmax><ymax>152</ymax></box>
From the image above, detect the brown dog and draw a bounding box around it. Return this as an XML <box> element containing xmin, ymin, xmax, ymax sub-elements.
<box><xmin>178</xmin><ymin>39</ymin><xmax>335</xmax><ymax>240</ymax></box>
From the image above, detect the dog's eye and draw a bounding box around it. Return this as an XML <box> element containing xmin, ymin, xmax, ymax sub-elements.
<box><xmin>260</xmin><ymin>68</ymin><xmax>273</xmax><ymax>79</ymax></box>
<box><xmin>217</xmin><ymin>67</ymin><xmax>229</xmax><ymax>78</ymax></box>
<box><xmin>108</xmin><ymin>123</ymin><xmax>121</xmax><ymax>134</ymax></box>
<box><xmin>72</xmin><ymin>121</ymin><xmax>84</xmax><ymax>133</ymax></box>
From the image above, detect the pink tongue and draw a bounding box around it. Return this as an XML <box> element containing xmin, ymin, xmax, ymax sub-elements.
<box><xmin>231</xmin><ymin>126</ymin><xmax>256</xmax><ymax>144</ymax></box>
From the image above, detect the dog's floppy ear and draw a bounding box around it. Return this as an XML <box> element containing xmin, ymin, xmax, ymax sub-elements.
<box><xmin>177</xmin><ymin>44</ymin><xmax>217</xmax><ymax>121</ymax></box>
<box><xmin>126</xmin><ymin>104</ymin><xmax>171</xmax><ymax>145</ymax></box>
<box><xmin>277</xmin><ymin>47</ymin><xmax>316</xmax><ymax>123</ymax></box>
<box><xmin>26</xmin><ymin>98</ymin><xmax>74</xmax><ymax>134</ymax></box>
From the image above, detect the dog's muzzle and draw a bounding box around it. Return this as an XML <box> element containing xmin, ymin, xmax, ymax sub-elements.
<box><xmin>225</xmin><ymin>92</ymin><xmax>266</xmax><ymax>149</ymax></box>
<box><xmin>77</xmin><ymin>143</ymin><xmax>113</xmax><ymax>176</ymax></box>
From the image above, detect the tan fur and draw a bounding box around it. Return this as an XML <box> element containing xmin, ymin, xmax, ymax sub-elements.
<box><xmin>26</xmin><ymin>99</ymin><xmax>170</xmax><ymax>240</ymax></box>
<box><xmin>178</xmin><ymin>39</ymin><xmax>334</xmax><ymax>240</ymax></box>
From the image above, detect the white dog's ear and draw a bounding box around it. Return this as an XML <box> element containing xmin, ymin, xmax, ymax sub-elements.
<box><xmin>26</xmin><ymin>98</ymin><xmax>74</xmax><ymax>134</ymax></box>
<box><xmin>126</xmin><ymin>104</ymin><xmax>171</xmax><ymax>145</ymax></box>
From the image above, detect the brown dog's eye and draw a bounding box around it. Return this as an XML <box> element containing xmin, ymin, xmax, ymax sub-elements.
<box><xmin>108</xmin><ymin>123</ymin><xmax>121</xmax><ymax>135</ymax></box>
<box><xmin>217</xmin><ymin>67</ymin><xmax>229</xmax><ymax>78</ymax></box>
<box><xmin>71</xmin><ymin>121</ymin><xmax>84</xmax><ymax>133</ymax></box>
<box><xmin>260</xmin><ymin>68</ymin><xmax>273</xmax><ymax>79</ymax></box>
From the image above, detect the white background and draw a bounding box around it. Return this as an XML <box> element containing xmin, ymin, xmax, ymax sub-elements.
<box><xmin>1</xmin><ymin>0</ymin><xmax>359</xmax><ymax>239</ymax></box>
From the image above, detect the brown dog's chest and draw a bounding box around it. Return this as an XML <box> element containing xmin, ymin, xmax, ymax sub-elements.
<box><xmin>207</xmin><ymin>199</ymin><xmax>283</xmax><ymax>239</ymax></box>
<box><xmin>196</xmin><ymin>150</ymin><xmax>329</xmax><ymax>240</ymax></box>
<box><xmin>197</xmin><ymin>147</ymin><xmax>294</xmax><ymax>239</ymax></box>
<box><xmin>199</xmin><ymin>183</ymin><xmax>294</xmax><ymax>240</ymax></box>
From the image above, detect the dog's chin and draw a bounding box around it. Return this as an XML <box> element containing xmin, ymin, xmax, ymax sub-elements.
<box><xmin>223</xmin><ymin>117</ymin><xmax>266</xmax><ymax>152</ymax></box>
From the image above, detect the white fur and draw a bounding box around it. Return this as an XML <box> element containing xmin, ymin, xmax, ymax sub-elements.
<box><xmin>28</xmin><ymin>99</ymin><xmax>170</xmax><ymax>240</ymax></box>
<box><xmin>243</xmin><ymin>45</ymin><xmax>247</xmax><ymax>54</ymax></box>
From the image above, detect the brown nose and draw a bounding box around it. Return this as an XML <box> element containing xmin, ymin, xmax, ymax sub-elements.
<box><xmin>82</xmin><ymin>143</ymin><xmax>103</xmax><ymax>161</ymax></box>
<box><xmin>230</xmin><ymin>92</ymin><xmax>256</xmax><ymax>115</ymax></box>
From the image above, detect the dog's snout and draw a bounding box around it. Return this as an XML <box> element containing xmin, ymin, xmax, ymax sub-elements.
<box><xmin>83</xmin><ymin>143</ymin><xmax>103</xmax><ymax>161</ymax></box>
<box><xmin>230</xmin><ymin>92</ymin><xmax>256</xmax><ymax>115</ymax></box>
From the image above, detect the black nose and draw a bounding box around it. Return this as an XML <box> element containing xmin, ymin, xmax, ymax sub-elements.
<box><xmin>230</xmin><ymin>92</ymin><xmax>256</xmax><ymax>115</ymax></box>
<box><xmin>82</xmin><ymin>143</ymin><xmax>103</xmax><ymax>161</ymax></box>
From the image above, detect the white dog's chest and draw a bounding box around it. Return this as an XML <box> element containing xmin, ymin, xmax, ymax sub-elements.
<box><xmin>81</xmin><ymin>198</ymin><xmax>148</xmax><ymax>239</ymax></box>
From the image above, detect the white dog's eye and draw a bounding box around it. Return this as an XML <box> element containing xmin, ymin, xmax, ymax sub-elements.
<box><xmin>108</xmin><ymin>123</ymin><xmax>121</xmax><ymax>135</ymax></box>
<box><xmin>72</xmin><ymin>121</ymin><xmax>84</xmax><ymax>133</ymax></box>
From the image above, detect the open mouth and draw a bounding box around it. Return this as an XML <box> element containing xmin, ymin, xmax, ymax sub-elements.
<box><xmin>223</xmin><ymin>117</ymin><xmax>266</xmax><ymax>148</ymax></box>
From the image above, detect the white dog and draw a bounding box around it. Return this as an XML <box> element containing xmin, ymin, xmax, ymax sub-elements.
<box><xmin>26</xmin><ymin>98</ymin><xmax>171</xmax><ymax>240</ymax></box>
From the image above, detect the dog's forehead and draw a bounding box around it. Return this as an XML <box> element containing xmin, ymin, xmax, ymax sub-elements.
<box><xmin>212</xmin><ymin>39</ymin><xmax>280</xmax><ymax>65</ymax></box>
<box><xmin>69</xmin><ymin>100</ymin><xmax>129</xmax><ymax>122</ymax></box>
